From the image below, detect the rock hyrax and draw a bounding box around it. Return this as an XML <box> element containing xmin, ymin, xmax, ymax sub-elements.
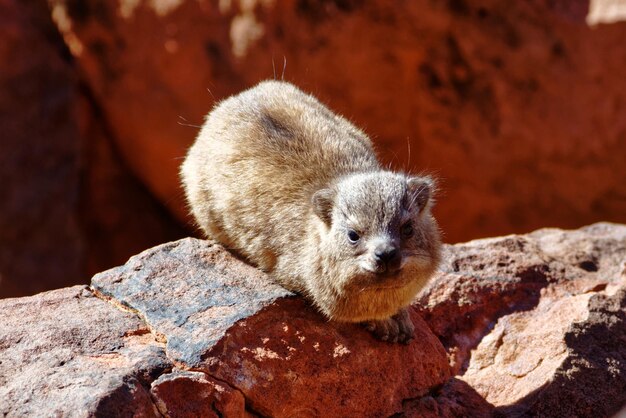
<box><xmin>181</xmin><ymin>80</ymin><xmax>441</xmax><ymax>343</ymax></box>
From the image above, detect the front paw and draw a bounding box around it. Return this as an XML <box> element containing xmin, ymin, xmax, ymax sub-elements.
<box><xmin>363</xmin><ymin>308</ymin><xmax>415</xmax><ymax>344</ymax></box>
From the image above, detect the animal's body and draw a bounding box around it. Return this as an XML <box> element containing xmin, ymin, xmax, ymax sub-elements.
<box><xmin>181</xmin><ymin>81</ymin><xmax>441</xmax><ymax>342</ymax></box>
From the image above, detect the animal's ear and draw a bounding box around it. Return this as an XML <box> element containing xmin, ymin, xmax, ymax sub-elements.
<box><xmin>311</xmin><ymin>188</ymin><xmax>335</xmax><ymax>225</ymax></box>
<box><xmin>407</xmin><ymin>176</ymin><xmax>435</xmax><ymax>211</ymax></box>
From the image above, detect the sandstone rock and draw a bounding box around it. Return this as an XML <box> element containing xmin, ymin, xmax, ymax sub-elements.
<box><xmin>0</xmin><ymin>0</ymin><xmax>83</xmax><ymax>297</ymax></box>
<box><xmin>0</xmin><ymin>0</ymin><xmax>186</xmax><ymax>298</ymax></box>
<box><xmin>151</xmin><ymin>370</ymin><xmax>249</xmax><ymax>418</ymax></box>
<box><xmin>2</xmin><ymin>223</ymin><xmax>625</xmax><ymax>416</ymax></box>
<box><xmin>0</xmin><ymin>286</ymin><xmax>171</xmax><ymax>417</ymax></box>
<box><xmin>495</xmin><ymin>288</ymin><xmax>626</xmax><ymax>417</ymax></box>
<box><xmin>418</xmin><ymin>222</ymin><xmax>626</xmax><ymax>417</ymax></box>
<box><xmin>48</xmin><ymin>0</ymin><xmax>626</xmax><ymax>244</ymax></box>
<box><xmin>92</xmin><ymin>238</ymin><xmax>293</xmax><ymax>366</ymax></box>
<box><xmin>93</xmin><ymin>238</ymin><xmax>452</xmax><ymax>416</ymax></box>
<box><xmin>201</xmin><ymin>299</ymin><xmax>450</xmax><ymax>417</ymax></box>
<box><xmin>403</xmin><ymin>378</ymin><xmax>494</xmax><ymax>418</ymax></box>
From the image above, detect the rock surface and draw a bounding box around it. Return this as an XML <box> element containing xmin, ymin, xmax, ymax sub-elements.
<box><xmin>92</xmin><ymin>239</ymin><xmax>453</xmax><ymax>417</ymax></box>
<box><xmin>418</xmin><ymin>222</ymin><xmax>626</xmax><ymax>416</ymax></box>
<box><xmin>0</xmin><ymin>0</ymin><xmax>186</xmax><ymax>298</ymax></box>
<box><xmin>0</xmin><ymin>0</ymin><xmax>83</xmax><ymax>297</ymax></box>
<box><xmin>150</xmin><ymin>370</ymin><xmax>248</xmax><ymax>418</ymax></box>
<box><xmin>92</xmin><ymin>239</ymin><xmax>294</xmax><ymax>366</ymax></box>
<box><xmin>1</xmin><ymin>223</ymin><xmax>625</xmax><ymax>417</ymax></box>
<box><xmin>47</xmin><ymin>0</ymin><xmax>626</xmax><ymax>244</ymax></box>
<box><xmin>0</xmin><ymin>286</ymin><xmax>171</xmax><ymax>417</ymax></box>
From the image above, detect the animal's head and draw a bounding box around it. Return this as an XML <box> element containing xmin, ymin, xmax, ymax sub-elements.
<box><xmin>311</xmin><ymin>171</ymin><xmax>441</xmax><ymax>321</ymax></box>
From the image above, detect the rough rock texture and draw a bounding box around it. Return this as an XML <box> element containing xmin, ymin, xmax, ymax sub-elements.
<box><xmin>200</xmin><ymin>299</ymin><xmax>450</xmax><ymax>417</ymax></box>
<box><xmin>402</xmin><ymin>378</ymin><xmax>494</xmax><ymax>418</ymax></box>
<box><xmin>92</xmin><ymin>239</ymin><xmax>294</xmax><ymax>366</ymax></box>
<box><xmin>150</xmin><ymin>370</ymin><xmax>249</xmax><ymax>418</ymax></box>
<box><xmin>0</xmin><ymin>0</ymin><xmax>186</xmax><ymax>298</ymax></box>
<box><xmin>47</xmin><ymin>0</ymin><xmax>626</xmax><ymax>244</ymax></box>
<box><xmin>92</xmin><ymin>239</ymin><xmax>453</xmax><ymax>417</ymax></box>
<box><xmin>418</xmin><ymin>222</ymin><xmax>626</xmax><ymax>417</ymax></box>
<box><xmin>0</xmin><ymin>286</ymin><xmax>171</xmax><ymax>417</ymax></box>
<box><xmin>1</xmin><ymin>223</ymin><xmax>624</xmax><ymax>417</ymax></box>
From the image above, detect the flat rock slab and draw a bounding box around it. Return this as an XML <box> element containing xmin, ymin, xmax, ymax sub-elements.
<box><xmin>93</xmin><ymin>238</ymin><xmax>453</xmax><ymax>417</ymax></box>
<box><xmin>92</xmin><ymin>238</ymin><xmax>293</xmax><ymax>366</ymax></box>
<box><xmin>0</xmin><ymin>286</ymin><xmax>171</xmax><ymax>418</ymax></box>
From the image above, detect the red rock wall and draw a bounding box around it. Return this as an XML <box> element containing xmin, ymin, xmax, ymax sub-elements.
<box><xmin>0</xmin><ymin>0</ymin><xmax>83</xmax><ymax>297</ymax></box>
<box><xmin>49</xmin><ymin>0</ymin><xmax>626</xmax><ymax>244</ymax></box>
<box><xmin>0</xmin><ymin>0</ymin><xmax>185</xmax><ymax>298</ymax></box>
<box><xmin>2</xmin><ymin>0</ymin><xmax>626</xmax><ymax>296</ymax></box>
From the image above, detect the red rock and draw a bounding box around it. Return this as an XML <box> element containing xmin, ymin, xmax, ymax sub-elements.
<box><xmin>92</xmin><ymin>238</ymin><xmax>452</xmax><ymax>417</ymax></box>
<box><xmin>0</xmin><ymin>0</ymin><xmax>186</xmax><ymax>298</ymax></box>
<box><xmin>0</xmin><ymin>0</ymin><xmax>83</xmax><ymax>297</ymax></box>
<box><xmin>48</xmin><ymin>0</ymin><xmax>626</xmax><ymax>244</ymax></box>
<box><xmin>151</xmin><ymin>370</ymin><xmax>249</xmax><ymax>418</ymax></box>
<box><xmin>418</xmin><ymin>222</ymin><xmax>626</xmax><ymax>416</ymax></box>
<box><xmin>203</xmin><ymin>299</ymin><xmax>449</xmax><ymax>417</ymax></box>
<box><xmin>0</xmin><ymin>286</ymin><xmax>171</xmax><ymax>417</ymax></box>
<box><xmin>403</xmin><ymin>378</ymin><xmax>493</xmax><ymax>418</ymax></box>
<box><xmin>2</xmin><ymin>223</ymin><xmax>625</xmax><ymax>416</ymax></box>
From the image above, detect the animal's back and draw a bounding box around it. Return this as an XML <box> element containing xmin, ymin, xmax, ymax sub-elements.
<box><xmin>181</xmin><ymin>81</ymin><xmax>379</xmax><ymax>275</ymax></box>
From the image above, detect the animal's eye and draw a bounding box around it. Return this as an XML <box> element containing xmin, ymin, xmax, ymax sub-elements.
<box><xmin>347</xmin><ymin>229</ymin><xmax>360</xmax><ymax>244</ymax></box>
<box><xmin>401</xmin><ymin>222</ymin><xmax>414</xmax><ymax>238</ymax></box>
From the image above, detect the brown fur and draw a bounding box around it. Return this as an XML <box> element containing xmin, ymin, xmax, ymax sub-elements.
<box><xmin>181</xmin><ymin>80</ymin><xmax>441</xmax><ymax>341</ymax></box>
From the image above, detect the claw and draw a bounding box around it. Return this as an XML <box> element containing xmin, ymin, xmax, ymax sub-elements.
<box><xmin>362</xmin><ymin>308</ymin><xmax>415</xmax><ymax>344</ymax></box>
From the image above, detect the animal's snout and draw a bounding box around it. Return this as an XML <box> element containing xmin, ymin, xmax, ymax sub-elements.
<box><xmin>374</xmin><ymin>246</ymin><xmax>398</xmax><ymax>263</ymax></box>
<box><xmin>373</xmin><ymin>244</ymin><xmax>401</xmax><ymax>272</ymax></box>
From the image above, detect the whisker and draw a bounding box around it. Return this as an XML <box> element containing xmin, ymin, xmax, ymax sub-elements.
<box><xmin>281</xmin><ymin>56</ymin><xmax>287</xmax><ymax>80</ymax></box>
<box><xmin>178</xmin><ymin>116</ymin><xmax>202</xmax><ymax>129</ymax></box>
<box><xmin>408</xmin><ymin>183</ymin><xmax>429</xmax><ymax>210</ymax></box>
<box><xmin>272</xmin><ymin>57</ymin><xmax>276</xmax><ymax>80</ymax></box>
<box><xmin>178</xmin><ymin>122</ymin><xmax>202</xmax><ymax>128</ymax></box>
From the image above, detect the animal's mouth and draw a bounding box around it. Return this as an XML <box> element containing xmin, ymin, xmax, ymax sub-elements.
<box><xmin>369</xmin><ymin>284</ymin><xmax>404</xmax><ymax>291</ymax></box>
<box><xmin>348</xmin><ymin>266</ymin><xmax>407</xmax><ymax>291</ymax></box>
<box><xmin>361</xmin><ymin>263</ymin><xmax>402</xmax><ymax>276</ymax></box>
<box><xmin>362</xmin><ymin>269</ymin><xmax>407</xmax><ymax>290</ymax></box>
<box><xmin>375</xmin><ymin>269</ymin><xmax>401</xmax><ymax>278</ymax></box>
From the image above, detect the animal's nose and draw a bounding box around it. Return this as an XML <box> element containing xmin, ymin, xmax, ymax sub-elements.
<box><xmin>374</xmin><ymin>246</ymin><xmax>399</xmax><ymax>263</ymax></box>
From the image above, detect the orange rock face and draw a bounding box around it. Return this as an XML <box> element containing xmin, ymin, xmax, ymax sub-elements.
<box><xmin>202</xmin><ymin>299</ymin><xmax>449</xmax><ymax>417</ymax></box>
<box><xmin>0</xmin><ymin>0</ymin><xmax>186</xmax><ymax>298</ymax></box>
<box><xmin>49</xmin><ymin>0</ymin><xmax>626</xmax><ymax>243</ymax></box>
<box><xmin>5</xmin><ymin>0</ymin><xmax>625</xmax><ymax>297</ymax></box>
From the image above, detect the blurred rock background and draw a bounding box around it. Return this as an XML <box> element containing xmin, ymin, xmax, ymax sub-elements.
<box><xmin>1</xmin><ymin>0</ymin><xmax>625</xmax><ymax>298</ymax></box>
